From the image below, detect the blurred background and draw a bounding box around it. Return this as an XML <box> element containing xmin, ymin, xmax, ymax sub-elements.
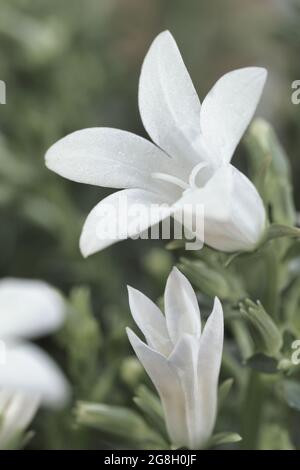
<box><xmin>0</xmin><ymin>0</ymin><xmax>300</xmax><ymax>449</ymax></box>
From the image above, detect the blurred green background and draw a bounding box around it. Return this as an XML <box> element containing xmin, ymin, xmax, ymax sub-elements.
<box><xmin>0</xmin><ymin>0</ymin><xmax>300</xmax><ymax>449</ymax></box>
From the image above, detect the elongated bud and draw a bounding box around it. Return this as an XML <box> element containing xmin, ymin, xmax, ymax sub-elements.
<box><xmin>245</xmin><ymin>118</ymin><xmax>296</xmax><ymax>227</ymax></box>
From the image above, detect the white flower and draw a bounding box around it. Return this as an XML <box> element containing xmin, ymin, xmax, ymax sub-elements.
<box><xmin>126</xmin><ymin>267</ymin><xmax>224</xmax><ymax>449</ymax></box>
<box><xmin>46</xmin><ymin>30</ymin><xmax>267</xmax><ymax>256</ymax></box>
<box><xmin>0</xmin><ymin>278</ymin><xmax>70</xmax><ymax>448</ymax></box>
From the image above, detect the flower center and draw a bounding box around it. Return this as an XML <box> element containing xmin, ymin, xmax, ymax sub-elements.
<box><xmin>152</xmin><ymin>162</ymin><xmax>209</xmax><ymax>192</ymax></box>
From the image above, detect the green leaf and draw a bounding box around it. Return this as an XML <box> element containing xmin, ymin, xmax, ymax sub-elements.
<box><xmin>20</xmin><ymin>430</ymin><xmax>35</xmax><ymax>449</ymax></box>
<box><xmin>207</xmin><ymin>432</ymin><xmax>242</xmax><ymax>448</ymax></box>
<box><xmin>134</xmin><ymin>385</ymin><xmax>168</xmax><ymax>440</ymax></box>
<box><xmin>178</xmin><ymin>257</ymin><xmax>244</xmax><ymax>301</ymax></box>
<box><xmin>246</xmin><ymin>353</ymin><xmax>278</xmax><ymax>374</ymax></box>
<box><xmin>224</xmin><ymin>252</ymin><xmax>243</xmax><ymax>267</ymax></box>
<box><xmin>75</xmin><ymin>402</ymin><xmax>166</xmax><ymax>448</ymax></box>
<box><xmin>0</xmin><ymin>429</ymin><xmax>34</xmax><ymax>450</ymax></box>
<box><xmin>239</xmin><ymin>299</ymin><xmax>282</xmax><ymax>356</ymax></box>
<box><xmin>218</xmin><ymin>378</ymin><xmax>234</xmax><ymax>411</ymax></box>
<box><xmin>264</xmin><ymin>224</ymin><xmax>300</xmax><ymax>243</ymax></box>
<box><xmin>281</xmin><ymin>379</ymin><xmax>300</xmax><ymax>411</ymax></box>
<box><xmin>76</xmin><ymin>402</ymin><xmax>144</xmax><ymax>435</ymax></box>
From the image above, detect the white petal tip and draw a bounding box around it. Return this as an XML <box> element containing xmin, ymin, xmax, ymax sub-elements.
<box><xmin>166</xmin><ymin>267</ymin><xmax>183</xmax><ymax>291</ymax></box>
<box><xmin>126</xmin><ymin>327</ymin><xmax>138</xmax><ymax>345</ymax></box>
<box><xmin>213</xmin><ymin>296</ymin><xmax>222</xmax><ymax>309</ymax></box>
<box><xmin>45</xmin><ymin>144</ymin><xmax>62</xmax><ymax>175</ymax></box>
<box><xmin>152</xmin><ymin>30</ymin><xmax>173</xmax><ymax>42</ymax></box>
<box><xmin>127</xmin><ymin>286</ymin><xmax>142</xmax><ymax>308</ymax></box>
<box><xmin>79</xmin><ymin>246</ymin><xmax>91</xmax><ymax>259</ymax></box>
<box><xmin>171</xmin><ymin>266</ymin><xmax>180</xmax><ymax>274</ymax></box>
<box><xmin>79</xmin><ymin>232</ymin><xmax>96</xmax><ymax>258</ymax></box>
<box><xmin>145</xmin><ymin>30</ymin><xmax>177</xmax><ymax>56</ymax></box>
<box><xmin>212</xmin><ymin>297</ymin><xmax>224</xmax><ymax>324</ymax></box>
<box><xmin>246</xmin><ymin>66</ymin><xmax>268</xmax><ymax>83</ymax></box>
<box><xmin>44</xmin><ymin>148</ymin><xmax>53</xmax><ymax>169</ymax></box>
<box><xmin>169</xmin><ymin>266</ymin><xmax>185</xmax><ymax>282</ymax></box>
<box><xmin>157</xmin><ymin>30</ymin><xmax>173</xmax><ymax>40</ymax></box>
<box><xmin>255</xmin><ymin>67</ymin><xmax>268</xmax><ymax>84</ymax></box>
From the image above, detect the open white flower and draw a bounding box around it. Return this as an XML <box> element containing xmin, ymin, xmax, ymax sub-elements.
<box><xmin>0</xmin><ymin>278</ymin><xmax>70</xmax><ymax>449</ymax></box>
<box><xmin>46</xmin><ymin>30</ymin><xmax>267</xmax><ymax>256</ymax></box>
<box><xmin>126</xmin><ymin>267</ymin><xmax>224</xmax><ymax>449</ymax></box>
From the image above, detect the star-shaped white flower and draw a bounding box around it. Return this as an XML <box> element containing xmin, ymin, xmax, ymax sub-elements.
<box><xmin>46</xmin><ymin>31</ymin><xmax>267</xmax><ymax>256</ymax></box>
<box><xmin>126</xmin><ymin>267</ymin><xmax>224</xmax><ymax>450</ymax></box>
<box><xmin>0</xmin><ymin>278</ymin><xmax>70</xmax><ymax>449</ymax></box>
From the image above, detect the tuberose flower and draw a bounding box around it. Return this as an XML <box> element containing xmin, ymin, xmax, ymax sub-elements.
<box><xmin>46</xmin><ymin>31</ymin><xmax>267</xmax><ymax>256</ymax></box>
<box><xmin>126</xmin><ymin>267</ymin><xmax>224</xmax><ymax>449</ymax></box>
<box><xmin>0</xmin><ymin>278</ymin><xmax>70</xmax><ymax>449</ymax></box>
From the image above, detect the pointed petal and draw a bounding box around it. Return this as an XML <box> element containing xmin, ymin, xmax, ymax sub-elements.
<box><xmin>0</xmin><ymin>391</ymin><xmax>40</xmax><ymax>449</ymax></box>
<box><xmin>80</xmin><ymin>189</ymin><xmax>173</xmax><ymax>257</ymax></box>
<box><xmin>126</xmin><ymin>328</ymin><xmax>189</xmax><ymax>447</ymax></box>
<box><xmin>0</xmin><ymin>278</ymin><xmax>65</xmax><ymax>339</ymax></box>
<box><xmin>203</xmin><ymin>166</ymin><xmax>266</xmax><ymax>252</ymax></box>
<box><xmin>196</xmin><ymin>298</ymin><xmax>224</xmax><ymax>443</ymax></box>
<box><xmin>164</xmin><ymin>267</ymin><xmax>201</xmax><ymax>344</ymax></box>
<box><xmin>127</xmin><ymin>287</ymin><xmax>172</xmax><ymax>356</ymax></box>
<box><xmin>139</xmin><ymin>31</ymin><xmax>202</xmax><ymax>166</ymax></box>
<box><xmin>46</xmin><ymin>127</ymin><xmax>174</xmax><ymax>192</ymax></box>
<box><xmin>200</xmin><ymin>67</ymin><xmax>267</xmax><ymax>164</ymax></box>
<box><xmin>169</xmin><ymin>333</ymin><xmax>205</xmax><ymax>449</ymax></box>
<box><xmin>0</xmin><ymin>342</ymin><xmax>70</xmax><ymax>408</ymax></box>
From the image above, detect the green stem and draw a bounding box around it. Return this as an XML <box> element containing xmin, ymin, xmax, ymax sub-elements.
<box><xmin>263</xmin><ymin>243</ymin><xmax>279</xmax><ymax>322</ymax></box>
<box><xmin>241</xmin><ymin>244</ymin><xmax>280</xmax><ymax>448</ymax></box>
<box><xmin>241</xmin><ymin>371</ymin><xmax>265</xmax><ymax>449</ymax></box>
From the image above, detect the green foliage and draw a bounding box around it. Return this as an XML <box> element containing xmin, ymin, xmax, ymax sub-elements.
<box><xmin>207</xmin><ymin>432</ymin><xmax>242</xmax><ymax>449</ymax></box>
<box><xmin>239</xmin><ymin>299</ymin><xmax>283</xmax><ymax>356</ymax></box>
<box><xmin>281</xmin><ymin>379</ymin><xmax>300</xmax><ymax>412</ymax></box>
<box><xmin>56</xmin><ymin>287</ymin><xmax>102</xmax><ymax>396</ymax></box>
<box><xmin>218</xmin><ymin>378</ymin><xmax>234</xmax><ymax>411</ymax></box>
<box><xmin>75</xmin><ymin>401</ymin><xmax>167</xmax><ymax>449</ymax></box>
<box><xmin>1</xmin><ymin>0</ymin><xmax>300</xmax><ymax>451</ymax></box>
<box><xmin>133</xmin><ymin>386</ymin><xmax>167</xmax><ymax>440</ymax></box>
<box><xmin>245</xmin><ymin>119</ymin><xmax>296</xmax><ymax>226</ymax></box>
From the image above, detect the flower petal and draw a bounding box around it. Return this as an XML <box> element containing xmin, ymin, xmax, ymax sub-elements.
<box><xmin>200</xmin><ymin>67</ymin><xmax>267</xmax><ymax>165</ymax></box>
<box><xmin>0</xmin><ymin>278</ymin><xmax>65</xmax><ymax>339</ymax></box>
<box><xmin>203</xmin><ymin>166</ymin><xmax>266</xmax><ymax>252</ymax></box>
<box><xmin>196</xmin><ymin>297</ymin><xmax>224</xmax><ymax>443</ymax></box>
<box><xmin>0</xmin><ymin>390</ymin><xmax>40</xmax><ymax>449</ymax></box>
<box><xmin>174</xmin><ymin>164</ymin><xmax>234</xmax><ymax>223</ymax></box>
<box><xmin>0</xmin><ymin>342</ymin><xmax>70</xmax><ymax>408</ymax></box>
<box><xmin>80</xmin><ymin>189</ymin><xmax>173</xmax><ymax>257</ymax></box>
<box><xmin>164</xmin><ymin>267</ymin><xmax>201</xmax><ymax>345</ymax></box>
<box><xmin>139</xmin><ymin>31</ymin><xmax>202</xmax><ymax>167</ymax></box>
<box><xmin>126</xmin><ymin>327</ymin><xmax>189</xmax><ymax>447</ymax></box>
<box><xmin>45</xmin><ymin>127</ymin><xmax>174</xmax><ymax>193</ymax></box>
<box><xmin>169</xmin><ymin>333</ymin><xmax>205</xmax><ymax>449</ymax></box>
<box><xmin>127</xmin><ymin>287</ymin><xmax>172</xmax><ymax>356</ymax></box>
